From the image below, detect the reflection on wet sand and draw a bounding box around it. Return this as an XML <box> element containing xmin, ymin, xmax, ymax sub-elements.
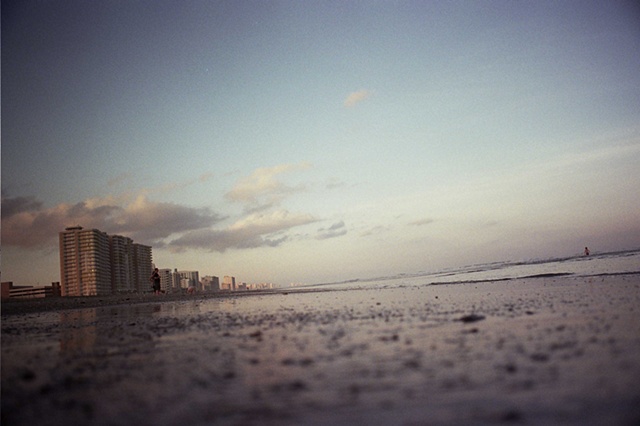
<box><xmin>59</xmin><ymin>310</ymin><xmax>97</xmax><ymax>353</ymax></box>
<box><xmin>58</xmin><ymin>304</ymin><xmax>167</xmax><ymax>355</ymax></box>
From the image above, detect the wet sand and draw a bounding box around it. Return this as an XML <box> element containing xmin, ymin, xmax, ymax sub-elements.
<box><xmin>2</xmin><ymin>274</ymin><xmax>640</xmax><ymax>425</ymax></box>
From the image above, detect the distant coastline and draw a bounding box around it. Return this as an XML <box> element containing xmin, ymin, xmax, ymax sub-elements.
<box><xmin>306</xmin><ymin>248</ymin><xmax>640</xmax><ymax>289</ymax></box>
<box><xmin>3</xmin><ymin>249</ymin><xmax>638</xmax><ymax>316</ymax></box>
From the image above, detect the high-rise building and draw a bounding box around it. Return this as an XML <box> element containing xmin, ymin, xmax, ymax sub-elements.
<box><xmin>172</xmin><ymin>269</ymin><xmax>181</xmax><ymax>291</ymax></box>
<box><xmin>158</xmin><ymin>268</ymin><xmax>173</xmax><ymax>292</ymax></box>
<box><xmin>132</xmin><ymin>244</ymin><xmax>152</xmax><ymax>292</ymax></box>
<box><xmin>59</xmin><ymin>226</ymin><xmax>111</xmax><ymax>296</ymax></box>
<box><xmin>110</xmin><ymin>235</ymin><xmax>134</xmax><ymax>293</ymax></box>
<box><xmin>59</xmin><ymin>226</ymin><xmax>153</xmax><ymax>296</ymax></box>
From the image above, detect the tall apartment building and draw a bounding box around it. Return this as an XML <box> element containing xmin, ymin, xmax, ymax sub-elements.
<box><xmin>59</xmin><ymin>226</ymin><xmax>112</xmax><ymax>296</ymax></box>
<box><xmin>59</xmin><ymin>226</ymin><xmax>152</xmax><ymax>296</ymax></box>
<box><xmin>158</xmin><ymin>268</ymin><xmax>175</xmax><ymax>292</ymax></box>
<box><xmin>132</xmin><ymin>244</ymin><xmax>152</xmax><ymax>292</ymax></box>
<box><xmin>110</xmin><ymin>235</ymin><xmax>134</xmax><ymax>293</ymax></box>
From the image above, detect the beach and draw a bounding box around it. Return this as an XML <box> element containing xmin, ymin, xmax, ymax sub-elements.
<box><xmin>2</xmin><ymin>274</ymin><xmax>640</xmax><ymax>425</ymax></box>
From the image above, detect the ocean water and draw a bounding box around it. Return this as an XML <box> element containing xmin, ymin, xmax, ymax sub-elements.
<box><xmin>305</xmin><ymin>248</ymin><xmax>640</xmax><ymax>291</ymax></box>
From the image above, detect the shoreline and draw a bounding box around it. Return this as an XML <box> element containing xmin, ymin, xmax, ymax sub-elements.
<box><xmin>3</xmin><ymin>271</ymin><xmax>639</xmax><ymax>316</ymax></box>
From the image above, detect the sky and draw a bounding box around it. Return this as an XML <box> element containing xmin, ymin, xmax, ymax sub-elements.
<box><xmin>2</xmin><ymin>0</ymin><xmax>640</xmax><ymax>287</ymax></box>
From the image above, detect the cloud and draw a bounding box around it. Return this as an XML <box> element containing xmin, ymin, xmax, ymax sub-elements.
<box><xmin>127</xmin><ymin>171</ymin><xmax>217</xmax><ymax>198</ymax></box>
<box><xmin>2</xmin><ymin>160</ymin><xmax>322</xmax><ymax>256</ymax></box>
<box><xmin>360</xmin><ymin>225</ymin><xmax>389</xmax><ymax>237</ymax></box>
<box><xmin>344</xmin><ymin>90</ymin><xmax>371</xmax><ymax>107</ymax></box>
<box><xmin>325</xmin><ymin>177</ymin><xmax>346</xmax><ymax>190</ymax></box>
<box><xmin>408</xmin><ymin>218</ymin><xmax>435</xmax><ymax>226</ymax></box>
<box><xmin>198</xmin><ymin>172</ymin><xmax>215</xmax><ymax>182</ymax></box>
<box><xmin>225</xmin><ymin>162</ymin><xmax>312</xmax><ymax>211</ymax></box>
<box><xmin>110</xmin><ymin>195</ymin><xmax>224</xmax><ymax>243</ymax></box>
<box><xmin>169</xmin><ymin>210</ymin><xmax>318</xmax><ymax>252</ymax></box>
<box><xmin>1</xmin><ymin>193</ymin><xmax>223</xmax><ymax>248</ymax></box>
<box><xmin>1</xmin><ymin>194</ymin><xmax>43</xmax><ymax>217</ymax></box>
<box><xmin>169</xmin><ymin>164</ymin><xmax>319</xmax><ymax>252</ymax></box>
<box><xmin>316</xmin><ymin>220</ymin><xmax>347</xmax><ymax>240</ymax></box>
<box><xmin>1</xmin><ymin>195</ymin><xmax>122</xmax><ymax>248</ymax></box>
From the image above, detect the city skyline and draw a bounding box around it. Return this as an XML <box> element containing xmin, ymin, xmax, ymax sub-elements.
<box><xmin>3</xmin><ymin>1</ymin><xmax>640</xmax><ymax>287</ymax></box>
<box><xmin>56</xmin><ymin>225</ymin><xmax>257</xmax><ymax>295</ymax></box>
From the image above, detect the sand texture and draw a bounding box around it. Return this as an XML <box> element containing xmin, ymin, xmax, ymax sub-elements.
<box><xmin>2</xmin><ymin>274</ymin><xmax>640</xmax><ymax>425</ymax></box>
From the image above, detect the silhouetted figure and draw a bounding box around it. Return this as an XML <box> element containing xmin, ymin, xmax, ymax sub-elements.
<box><xmin>584</xmin><ymin>247</ymin><xmax>590</xmax><ymax>256</ymax></box>
<box><xmin>150</xmin><ymin>268</ymin><xmax>161</xmax><ymax>295</ymax></box>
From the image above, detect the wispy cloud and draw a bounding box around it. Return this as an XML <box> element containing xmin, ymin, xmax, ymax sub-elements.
<box><xmin>408</xmin><ymin>218</ymin><xmax>435</xmax><ymax>226</ymax></box>
<box><xmin>344</xmin><ymin>89</ymin><xmax>371</xmax><ymax>107</ymax></box>
<box><xmin>225</xmin><ymin>162</ymin><xmax>312</xmax><ymax>212</ymax></box>
<box><xmin>325</xmin><ymin>177</ymin><xmax>346</xmax><ymax>190</ymax></box>
<box><xmin>316</xmin><ymin>220</ymin><xmax>347</xmax><ymax>240</ymax></box>
<box><xmin>198</xmin><ymin>172</ymin><xmax>215</xmax><ymax>182</ymax></box>
<box><xmin>144</xmin><ymin>171</ymin><xmax>217</xmax><ymax>196</ymax></box>
<box><xmin>360</xmin><ymin>225</ymin><xmax>390</xmax><ymax>237</ymax></box>
<box><xmin>169</xmin><ymin>210</ymin><xmax>318</xmax><ymax>252</ymax></box>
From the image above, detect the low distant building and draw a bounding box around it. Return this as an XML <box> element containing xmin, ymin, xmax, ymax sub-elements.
<box><xmin>177</xmin><ymin>270</ymin><xmax>200</xmax><ymax>290</ymax></box>
<box><xmin>221</xmin><ymin>276</ymin><xmax>236</xmax><ymax>291</ymax></box>
<box><xmin>246</xmin><ymin>282</ymin><xmax>275</xmax><ymax>290</ymax></box>
<box><xmin>201</xmin><ymin>276</ymin><xmax>220</xmax><ymax>291</ymax></box>
<box><xmin>1</xmin><ymin>282</ymin><xmax>11</xmax><ymax>299</ymax></box>
<box><xmin>1</xmin><ymin>282</ymin><xmax>61</xmax><ymax>300</ymax></box>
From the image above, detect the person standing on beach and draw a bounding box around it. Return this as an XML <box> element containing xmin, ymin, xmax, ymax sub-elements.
<box><xmin>584</xmin><ymin>247</ymin><xmax>590</xmax><ymax>256</ymax></box>
<box><xmin>150</xmin><ymin>268</ymin><xmax>162</xmax><ymax>295</ymax></box>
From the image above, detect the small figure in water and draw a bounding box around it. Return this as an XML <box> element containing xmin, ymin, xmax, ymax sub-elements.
<box><xmin>584</xmin><ymin>247</ymin><xmax>590</xmax><ymax>256</ymax></box>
